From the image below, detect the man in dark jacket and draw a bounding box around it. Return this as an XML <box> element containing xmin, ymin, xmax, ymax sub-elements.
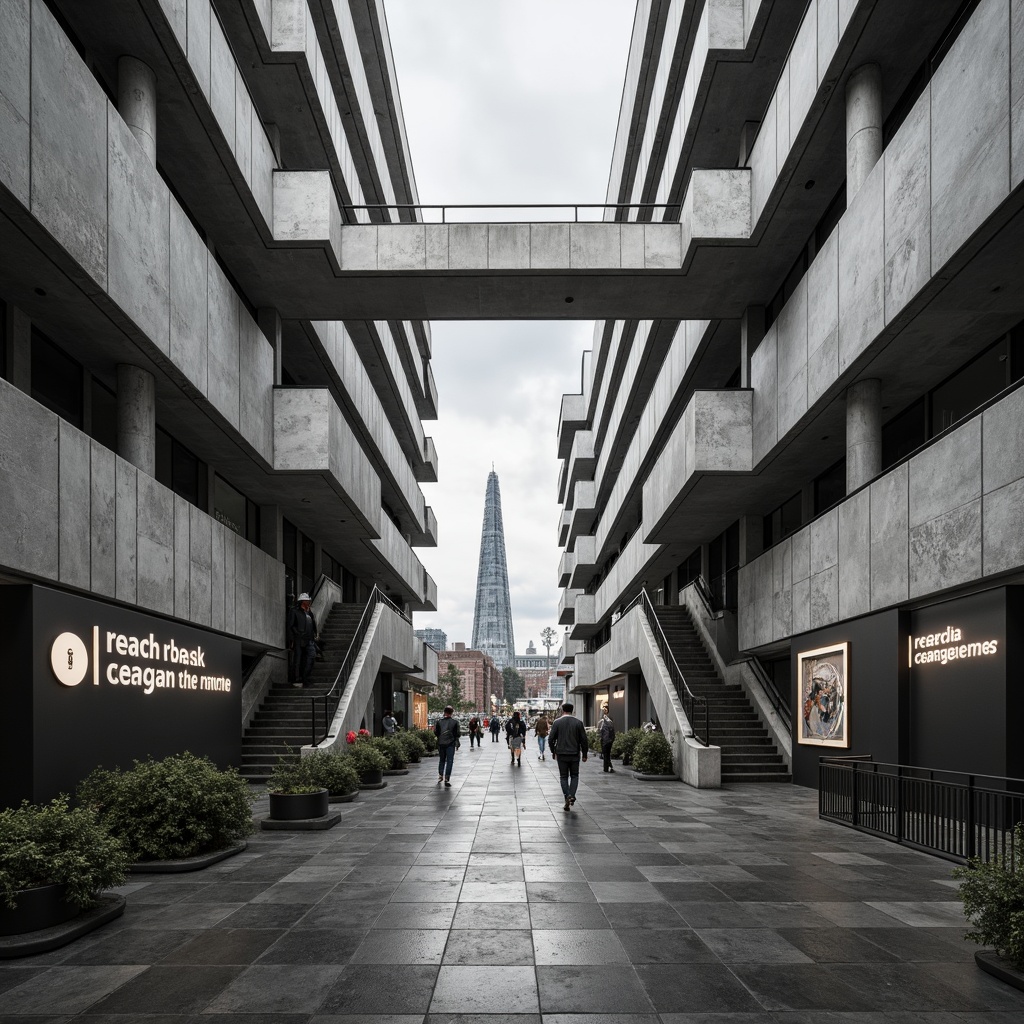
<box><xmin>433</xmin><ymin>706</ymin><xmax>461</xmax><ymax>787</ymax></box>
<box><xmin>289</xmin><ymin>593</ymin><xmax>318</xmax><ymax>688</ymax></box>
<box><xmin>548</xmin><ymin>702</ymin><xmax>589</xmax><ymax>812</ymax></box>
<box><xmin>598</xmin><ymin>704</ymin><xmax>616</xmax><ymax>773</ymax></box>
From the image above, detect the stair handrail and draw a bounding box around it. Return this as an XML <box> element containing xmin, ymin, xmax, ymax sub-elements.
<box><xmin>621</xmin><ymin>588</ymin><xmax>709</xmax><ymax>746</ymax></box>
<box><xmin>310</xmin><ymin>586</ymin><xmax>410</xmax><ymax>746</ymax></box>
<box><xmin>693</xmin><ymin>574</ymin><xmax>717</xmax><ymax>616</ymax></box>
<box><xmin>736</xmin><ymin>654</ymin><xmax>791</xmax><ymax>719</ymax></box>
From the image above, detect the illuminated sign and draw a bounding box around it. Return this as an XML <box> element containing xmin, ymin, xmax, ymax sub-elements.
<box><xmin>908</xmin><ymin>625</ymin><xmax>999</xmax><ymax>667</ymax></box>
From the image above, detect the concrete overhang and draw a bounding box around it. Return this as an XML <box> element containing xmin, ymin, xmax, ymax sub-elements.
<box><xmin>559</xmin><ymin>430</ymin><xmax>597</xmax><ymax>505</ymax></box>
<box><xmin>557</xmin><ymin>588</ymin><xmax>583</xmax><ymax>626</ymax></box>
<box><xmin>569</xmin><ymin>535</ymin><xmax>598</xmax><ymax>589</ymax></box>
<box><xmin>415</xmin><ymin>437</ymin><xmax>439</xmax><ymax>483</ymax></box>
<box><xmin>557</xmin><ymin>551</ymin><xmax>575</xmax><ymax>589</ymax></box>
<box><xmin>557</xmin><ymin>393</ymin><xmax>588</xmax><ymax>459</ymax></box>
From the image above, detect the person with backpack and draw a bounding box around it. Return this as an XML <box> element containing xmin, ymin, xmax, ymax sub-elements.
<box><xmin>505</xmin><ymin>711</ymin><xmax>527</xmax><ymax>767</ymax></box>
<box><xmin>489</xmin><ymin>716</ymin><xmax>502</xmax><ymax>742</ymax></box>
<box><xmin>548</xmin><ymin>702</ymin><xmax>589</xmax><ymax>812</ymax></box>
<box><xmin>467</xmin><ymin>715</ymin><xmax>482</xmax><ymax>749</ymax></box>
<box><xmin>433</xmin><ymin>706</ymin><xmax>461</xmax><ymax>787</ymax></box>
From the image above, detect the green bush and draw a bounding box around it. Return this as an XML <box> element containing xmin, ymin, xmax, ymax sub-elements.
<box><xmin>632</xmin><ymin>732</ymin><xmax>675</xmax><ymax>776</ymax></box>
<box><xmin>370</xmin><ymin>736</ymin><xmax>408</xmax><ymax>770</ymax></box>
<box><xmin>586</xmin><ymin>728</ymin><xmax>601</xmax><ymax>754</ymax></box>
<box><xmin>266</xmin><ymin>753</ymin><xmax>323</xmax><ymax>796</ymax></box>
<box><xmin>79</xmin><ymin>752</ymin><xmax>254</xmax><ymax>861</ymax></box>
<box><xmin>415</xmin><ymin>727</ymin><xmax>438</xmax><ymax>753</ymax></box>
<box><xmin>345</xmin><ymin>742</ymin><xmax>389</xmax><ymax>775</ymax></box>
<box><xmin>298</xmin><ymin>751</ymin><xmax>359</xmax><ymax>796</ymax></box>
<box><xmin>953</xmin><ymin>824</ymin><xmax>1024</xmax><ymax>970</ymax></box>
<box><xmin>395</xmin><ymin>731</ymin><xmax>427</xmax><ymax>763</ymax></box>
<box><xmin>0</xmin><ymin>796</ymin><xmax>129</xmax><ymax>910</ymax></box>
<box><xmin>611</xmin><ymin>727</ymin><xmax>643</xmax><ymax>764</ymax></box>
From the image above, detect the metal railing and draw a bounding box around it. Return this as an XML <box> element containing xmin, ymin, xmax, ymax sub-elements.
<box><xmin>309</xmin><ymin>586</ymin><xmax>409</xmax><ymax>747</ymax></box>
<box><xmin>622</xmin><ymin>588</ymin><xmax>709</xmax><ymax>746</ymax></box>
<box><xmin>742</xmin><ymin>655</ymin><xmax>791</xmax><ymax>719</ymax></box>
<box><xmin>820</xmin><ymin>757</ymin><xmax>1024</xmax><ymax>865</ymax></box>
<box><xmin>342</xmin><ymin>202</ymin><xmax>677</xmax><ymax>224</ymax></box>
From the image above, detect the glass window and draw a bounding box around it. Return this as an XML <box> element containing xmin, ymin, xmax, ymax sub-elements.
<box><xmin>0</xmin><ymin>299</ymin><xmax>6</xmax><ymax>382</ymax></box>
<box><xmin>301</xmin><ymin>534</ymin><xmax>315</xmax><ymax>595</ymax></box>
<box><xmin>283</xmin><ymin>518</ymin><xmax>297</xmax><ymax>605</ymax></box>
<box><xmin>814</xmin><ymin>458</ymin><xmax>846</xmax><ymax>512</ymax></box>
<box><xmin>779</xmin><ymin>492</ymin><xmax>802</xmax><ymax>539</ymax></box>
<box><xmin>155</xmin><ymin>427</ymin><xmax>207</xmax><ymax>509</ymax></box>
<box><xmin>90</xmin><ymin>378</ymin><xmax>117</xmax><ymax>451</ymax></box>
<box><xmin>31</xmin><ymin>329</ymin><xmax>82</xmax><ymax>427</ymax></box>
<box><xmin>213</xmin><ymin>475</ymin><xmax>247</xmax><ymax>536</ymax></box>
<box><xmin>882</xmin><ymin>397</ymin><xmax>927</xmax><ymax>469</ymax></box>
<box><xmin>930</xmin><ymin>337</ymin><xmax>1010</xmax><ymax>434</ymax></box>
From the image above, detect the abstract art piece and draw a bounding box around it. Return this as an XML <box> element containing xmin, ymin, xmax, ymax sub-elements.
<box><xmin>797</xmin><ymin>642</ymin><xmax>848</xmax><ymax>747</ymax></box>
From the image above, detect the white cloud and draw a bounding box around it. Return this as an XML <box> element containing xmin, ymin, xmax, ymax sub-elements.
<box><xmin>384</xmin><ymin>1</ymin><xmax>633</xmax><ymax>651</ymax></box>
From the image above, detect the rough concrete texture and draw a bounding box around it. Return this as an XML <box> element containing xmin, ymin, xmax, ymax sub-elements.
<box><xmin>740</xmin><ymin>386</ymin><xmax>1024</xmax><ymax>648</ymax></box>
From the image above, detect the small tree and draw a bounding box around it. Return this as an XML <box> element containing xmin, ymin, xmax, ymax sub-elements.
<box><xmin>429</xmin><ymin>662</ymin><xmax>473</xmax><ymax>713</ymax></box>
<box><xmin>502</xmin><ymin>666</ymin><xmax>525</xmax><ymax>705</ymax></box>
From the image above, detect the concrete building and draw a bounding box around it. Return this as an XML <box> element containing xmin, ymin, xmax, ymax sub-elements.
<box><xmin>439</xmin><ymin>643</ymin><xmax>501</xmax><ymax>712</ymax></box>
<box><xmin>558</xmin><ymin>0</ymin><xmax>1024</xmax><ymax>788</ymax></box>
<box><xmin>0</xmin><ymin>0</ymin><xmax>439</xmax><ymax>800</ymax></box>
<box><xmin>471</xmin><ymin>469</ymin><xmax>516</xmax><ymax>670</ymax></box>
<box><xmin>415</xmin><ymin>627</ymin><xmax>448</xmax><ymax>652</ymax></box>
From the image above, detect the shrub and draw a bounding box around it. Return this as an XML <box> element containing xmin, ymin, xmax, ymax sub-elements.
<box><xmin>632</xmin><ymin>732</ymin><xmax>675</xmax><ymax>776</ymax></box>
<box><xmin>265</xmin><ymin>754</ymin><xmax>324</xmax><ymax>796</ymax></box>
<box><xmin>298</xmin><ymin>751</ymin><xmax>359</xmax><ymax>796</ymax></box>
<box><xmin>396</xmin><ymin>731</ymin><xmax>427</xmax><ymax>763</ymax></box>
<box><xmin>78</xmin><ymin>752</ymin><xmax>254</xmax><ymax>861</ymax></box>
<box><xmin>586</xmin><ymin>728</ymin><xmax>601</xmax><ymax>754</ymax></box>
<box><xmin>953</xmin><ymin>824</ymin><xmax>1024</xmax><ymax>970</ymax></box>
<box><xmin>0</xmin><ymin>796</ymin><xmax>129</xmax><ymax>910</ymax></box>
<box><xmin>611</xmin><ymin>727</ymin><xmax>643</xmax><ymax>763</ymax></box>
<box><xmin>416</xmin><ymin>728</ymin><xmax>438</xmax><ymax>753</ymax></box>
<box><xmin>370</xmin><ymin>736</ymin><xmax>407</xmax><ymax>770</ymax></box>
<box><xmin>345</xmin><ymin>742</ymin><xmax>389</xmax><ymax>775</ymax></box>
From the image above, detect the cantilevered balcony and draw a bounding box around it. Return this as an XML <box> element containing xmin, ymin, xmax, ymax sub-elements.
<box><xmin>569</xmin><ymin>535</ymin><xmax>598</xmax><ymax>589</ymax></box>
<box><xmin>557</xmin><ymin>588</ymin><xmax>583</xmax><ymax>626</ymax></box>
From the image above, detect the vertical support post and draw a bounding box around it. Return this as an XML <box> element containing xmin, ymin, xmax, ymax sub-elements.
<box><xmin>118</xmin><ymin>56</ymin><xmax>157</xmax><ymax>164</ymax></box>
<box><xmin>116</xmin><ymin>364</ymin><xmax>156</xmax><ymax>476</ymax></box>
<box><xmin>846</xmin><ymin>63</ymin><xmax>882</xmax><ymax>203</ymax></box>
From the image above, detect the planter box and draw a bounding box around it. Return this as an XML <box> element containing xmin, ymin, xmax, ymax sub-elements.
<box><xmin>327</xmin><ymin>790</ymin><xmax>358</xmax><ymax>803</ymax></box>
<box><xmin>632</xmin><ymin>772</ymin><xmax>678</xmax><ymax>781</ymax></box>
<box><xmin>0</xmin><ymin>884</ymin><xmax>79</xmax><ymax>937</ymax></box>
<box><xmin>268</xmin><ymin>789</ymin><xmax>329</xmax><ymax>820</ymax></box>
<box><xmin>976</xmin><ymin>950</ymin><xmax>1024</xmax><ymax>992</ymax></box>
<box><xmin>129</xmin><ymin>840</ymin><xmax>248</xmax><ymax>874</ymax></box>
<box><xmin>359</xmin><ymin>769</ymin><xmax>384</xmax><ymax>788</ymax></box>
<box><xmin>382</xmin><ymin>768</ymin><xmax>409</xmax><ymax>776</ymax></box>
<box><xmin>0</xmin><ymin>894</ymin><xmax>125</xmax><ymax>960</ymax></box>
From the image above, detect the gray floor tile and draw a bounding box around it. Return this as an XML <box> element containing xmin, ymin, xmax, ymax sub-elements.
<box><xmin>429</xmin><ymin>965</ymin><xmax>538</xmax><ymax>1013</ymax></box>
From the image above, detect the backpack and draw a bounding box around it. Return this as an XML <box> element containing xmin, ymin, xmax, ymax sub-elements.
<box><xmin>436</xmin><ymin>717</ymin><xmax>458</xmax><ymax>746</ymax></box>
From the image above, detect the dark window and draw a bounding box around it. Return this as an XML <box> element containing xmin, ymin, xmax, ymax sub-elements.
<box><xmin>90</xmin><ymin>378</ymin><xmax>117</xmax><ymax>451</ymax></box>
<box><xmin>676</xmin><ymin>547</ymin><xmax>701</xmax><ymax>591</ymax></box>
<box><xmin>213</xmin><ymin>474</ymin><xmax>259</xmax><ymax>542</ymax></box>
<box><xmin>0</xmin><ymin>299</ymin><xmax>6</xmax><ymax>382</ymax></box>
<box><xmin>31</xmin><ymin>329</ymin><xmax>83</xmax><ymax>427</ymax></box>
<box><xmin>779</xmin><ymin>492</ymin><xmax>802</xmax><ymax>539</ymax></box>
<box><xmin>930</xmin><ymin>336</ymin><xmax>1011</xmax><ymax>434</ymax></box>
<box><xmin>882</xmin><ymin>397</ymin><xmax>927</xmax><ymax>470</ymax></box>
<box><xmin>814</xmin><ymin>458</ymin><xmax>846</xmax><ymax>512</ymax></box>
<box><xmin>301</xmin><ymin>534</ymin><xmax>315</xmax><ymax>595</ymax></box>
<box><xmin>155</xmin><ymin>427</ymin><xmax>207</xmax><ymax>509</ymax></box>
<box><xmin>283</xmin><ymin>518</ymin><xmax>297</xmax><ymax>605</ymax></box>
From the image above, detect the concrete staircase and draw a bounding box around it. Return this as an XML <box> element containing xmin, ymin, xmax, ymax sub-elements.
<box><xmin>653</xmin><ymin>606</ymin><xmax>791</xmax><ymax>783</ymax></box>
<box><xmin>240</xmin><ymin>603</ymin><xmax>366</xmax><ymax>783</ymax></box>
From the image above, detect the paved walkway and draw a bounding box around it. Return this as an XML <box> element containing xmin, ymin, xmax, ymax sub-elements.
<box><xmin>3</xmin><ymin>736</ymin><xmax>1023</xmax><ymax>1022</ymax></box>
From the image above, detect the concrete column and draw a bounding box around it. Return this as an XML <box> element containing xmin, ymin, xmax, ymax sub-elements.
<box><xmin>846</xmin><ymin>379</ymin><xmax>882</xmax><ymax>492</ymax></box>
<box><xmin>846</xmin><ymin>64</ymin><xmax>882</xmax><ymax>204</ymax></box>
<box><xmin>740</xmin><ymin>305</ymin><xmax>765</xmax><ymax>388</ymax></box>
<box><xmin>118</xmin><ymin>56</ymin><xmax>157</xmax><ymax>164</ymax></box>
<box><xmin>116</xmin><ymin>364</ymin><xmax>156</xmax><ymax>476</ymax></box>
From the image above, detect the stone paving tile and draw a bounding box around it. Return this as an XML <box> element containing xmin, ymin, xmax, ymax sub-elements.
<box><xmin>9</xmin><ymin>740</ymin><xmax>1021</xmax><ymax>1019</ymax></box>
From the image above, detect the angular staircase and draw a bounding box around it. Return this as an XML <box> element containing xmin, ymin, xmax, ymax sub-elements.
<box><xmin>240</xmin><ymin>602</ymin><xmax>366</xmax><ymax>783</ymax></box>
<box><xmin>653</xmin><ymin>606</ymin><xmax>791</xmax><ymax>783</ymax></box>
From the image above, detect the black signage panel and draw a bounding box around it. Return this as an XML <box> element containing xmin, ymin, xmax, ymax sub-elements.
<box><xmin>0</xmin><ymin>585</ymin><xmax>240</xmax><ymax>806</ymax></box>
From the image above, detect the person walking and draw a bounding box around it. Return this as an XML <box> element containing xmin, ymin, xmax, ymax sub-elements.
<box><xmin>382</xmin><ymin>709</ymin><xmax>397</xmax><ymax>736</ymax></box>
<box><xmin>433</xmin><ymin>705</ymin><xmax>460</xmax><ymax>787</ymax></box>
<box><xmin>548</xmin><ymin>702</ymin><xmax>589</xmax><ymax>812</ymax></box>
<box><xmin>534</xmin><ymin>712</ymin><xmax>550</xmax><ymax>760</ymax></box>
<box><xmin>468</xmin><ymin>715</ymin><xmax>482</xmax><ymax>749</ymax></box>
<box><xmin>489</xmin><ymin>716</ymin><xmax>501</xmax><ymax>742</ymax></box>
<box><xmin>289</xmin><ymin>593</ymin><xmax>318</xmax><ymax>688</ymax></box>
<box><xmin>598</xmin><ymin>703</ymin><xmax>616</xmax><ymax>773</ymax></box>
<box><xmin>505</xmin><ymin>711</ymin><xmax>527</xmax><ymax>766</ymax></box>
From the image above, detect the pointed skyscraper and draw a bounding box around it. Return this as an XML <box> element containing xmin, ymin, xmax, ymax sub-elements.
<box><xmin>471</xmin><ymin>470</ymin><xmax>515</xmax><ymax>671</ymax></box>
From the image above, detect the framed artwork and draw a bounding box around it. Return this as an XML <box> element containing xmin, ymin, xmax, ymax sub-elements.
<box><xmin>797</xmin><ymin>642</ymin><xmax>848</xmax><ymax>747</ymax></box>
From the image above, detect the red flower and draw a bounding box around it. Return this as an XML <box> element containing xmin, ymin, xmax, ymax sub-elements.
<box><xmin>346</xmin><ymin>731</ymin><xmax>357</xmax><ymax>744</ymax></box>
<box><xmin>358</xmin><ymin>728</ymin><xmax>370</xmax><ymax>739</ymax></box>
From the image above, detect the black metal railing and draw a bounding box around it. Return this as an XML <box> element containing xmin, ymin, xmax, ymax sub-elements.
<box><xmin>309</xmin><ymin>587</ymin><xmax>409</xmax><ymax>746</ymax></box>
<box><xmin>820</xmin><ymin>757</ymin><xmax>1024</xmax><ymax>865</ymax></box>
<box><xmin>622</xmin><ymin>588</ymin><xmax>709</xmax><ymax>746</ymax></box>
<box><xmin>742</xmin><ymin>655</ymin><xmax>791</xmax><ymax>719</ymax></box>
<box><xmin>692</xmin><ymin>574</ymin><xmax>716</xmax><ymax>616</ymax></box>
<box><xmin>342</xmin><ymin>202</ymin><xmax>677</xmax><ymax>225</ymax></box>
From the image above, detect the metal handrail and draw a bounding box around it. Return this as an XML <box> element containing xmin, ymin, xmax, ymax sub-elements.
<box><xmin>309</xmin><ymin>586</ymin><xmax>410</xmax><ymax>746</ymax></box>
<box><xmin>740</xmin><ymin>655</ymin><xmax>791</xmax><ymax>719</ymax></box>
<box><xmin>692</xmin><ymin>574</ymin><xmax>717</xmax><ymax>615</ymax></box>
<box><xmin>819</xmin><ymin>756</ymin><xmax>1024</xmax><ymax>865</ymax></box>
<box><xmin>622</xmin><ymin>588</ymin><xmax>709</xmax><ymax>746</ymax></box>
<box><xmin>343</xmin><ymin>202</ymin><xmax>677</xmax><ymax>224</ymax></box>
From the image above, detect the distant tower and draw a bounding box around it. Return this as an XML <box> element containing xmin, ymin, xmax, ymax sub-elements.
<box><xmin>471</xmin><ymin>470</ymin><xmax>515</xmax><ymax>670</ymax></box>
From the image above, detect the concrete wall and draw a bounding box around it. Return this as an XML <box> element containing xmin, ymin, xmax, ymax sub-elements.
<box><xmin>369</xmin><ymin>512</ymin><xmax>431</xmax><ymax>608</ymax></box>
<box><xmin>0</xmin><ymin>1</ymin><xmax>275</xmax><ymax>463</ymax></box>
<box><xmin>752</xmin><ymin>0</ymin><xmax>1021</xmax><ymax>463</ymax></box>
<box><xmin>739</xmin><ymin>384</ymin><xmax>1024</xmax><ymax>649</ymax></box>
<box><xmin>0</xmin><ymin>378</ymin><xmax>284</xmax><ymax>647</ymax></box>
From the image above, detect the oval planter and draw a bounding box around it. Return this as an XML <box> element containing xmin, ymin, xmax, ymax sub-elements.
<box><xmin>632</xmin><ymin>771</ymin><xmax>678</xmax><ymax>781</ymax></box>
<box><xmin>129</xmin><ymin>840</ymin><xmax>248</xmax><ymax>874</ymax></box>
<box><xmin>0</xmin><ymin>884</ymin><xmax>80</xmax><ymax>937</ymax></box>
<box><xmin>268</xmin><ymin>789</ymin><xmax>329</xmax><ymax>820</ymax></box>
<box><xmin>327</xmin><ymin>790</ymin><xmax>358</xmax><ymax>803</ymax></box>
<box><xmin>383</xmin><ymin>768</ymin><xmax>409</xmax><ymax>776</ymax></box>
<box><xmin>975</xmin><ymin>950</ymin><xmax>1024</xmax><ymax>992</ymax></box>
<box><xmin>362</xmin><ymin>770</ymin><xmax>389</xmax><ymax>790</ymax></box>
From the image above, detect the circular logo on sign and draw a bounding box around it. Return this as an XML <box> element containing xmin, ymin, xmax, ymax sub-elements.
<box><xmin>51</xmin><ymin>632</ymin><xmax>88</xmax><ymax>686</ymax></box>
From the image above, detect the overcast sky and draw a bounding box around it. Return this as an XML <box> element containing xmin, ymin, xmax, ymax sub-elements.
<box><xmin>385</xmin><ymin>1</ymin><xmax>634</xmax><ymax>656</ymax></box>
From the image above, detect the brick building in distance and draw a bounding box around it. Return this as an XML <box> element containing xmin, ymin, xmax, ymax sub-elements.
<box><xmin>440</xmin><ymin>644</ymin><xmax>501</xmax><ymax>713</ymax></box>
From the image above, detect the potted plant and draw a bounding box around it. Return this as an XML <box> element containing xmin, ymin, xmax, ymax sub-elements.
<box><xmin>265</xmin><ymin>755</ymin><xmax>329</xmax><ymax>820</ymax></box>
<box><xmin>953</xmin><ymin>824</ymin><xmax>1024</xmax><ymax>990</ymax></box>
<box><xmin>395</xmin><ymin>730</ymin><xmax>427</xmax><ymax>764</ymax></box>
<box><xmin>370</xmin><ymin>736</ymin><xmax>408</xmax><ymax>774</ymax></box>
<box><xmin>0</xmin><ymin>796</ymin><xmax>128</xmax><ymax>936</ymax></box>
<box><xmin>78</xmin><ymin>752</ymin><xmax>254</xmax><ymax>865</ymax></box>
<box><xmin>415</xmin><ymin>728</ymin><xmax>439</xmax><ymax>755</ymax></box>
<box><xmin>299</xmin><ymin>751</ymin><xmax>359</xmax><ymax>803</ymax></box>
<box><xmin>346</xmin><ymin>743</ymin><xmax>389</xmax><ymax>788</ymax></box>
<box><xmin>631</xmin><ymin>732</ymin><xmax>676</xmax><ymax>779</ymax></box>
<box><xmin>611</xmin><ymin>727</ymin><xmax>643</xmax><ymax>765</ymax></box>
<box><xmin>586</xmin><ymin>728</ymin><xmax>601</xmax><ymax>754</ymax></box>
